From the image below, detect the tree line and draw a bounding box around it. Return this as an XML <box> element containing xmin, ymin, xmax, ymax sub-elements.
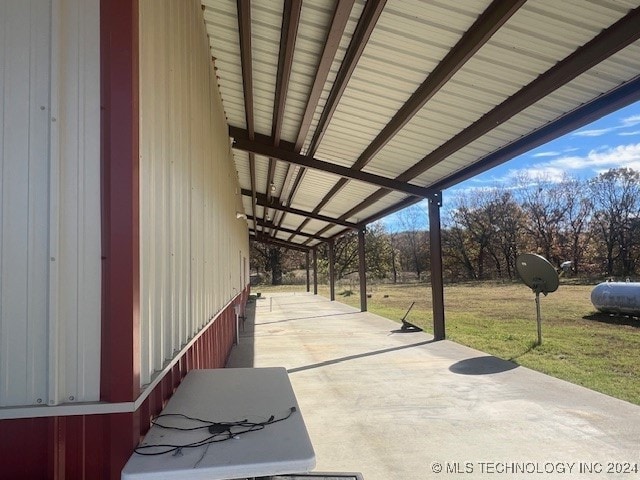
<box><xmin>251</xmin><ymin>168</ymin><xmax>640</xmax><ymax>284</ymax></box>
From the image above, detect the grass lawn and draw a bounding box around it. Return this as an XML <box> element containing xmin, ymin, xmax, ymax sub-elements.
<box><xmin>253</xmin><ymin>281</ymin><xmax>640</xmax><ymax>406</ymax></box>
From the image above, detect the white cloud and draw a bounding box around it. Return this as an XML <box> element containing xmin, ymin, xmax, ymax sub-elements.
<box><xmin>532</xmin><ymin>151</ymin><xmax>561</xmax><ymax>157</ymax></box>
<box><xmin>572</xmin><ymin>127</ymin><xmax>616</xmax><ymax>137</ymax></box>
<box><xmin>621</xmin><ymin>115</ymin><xmax>640</xmax><ymax>128</ymax></box>
<box><xmin>619</xmin><ymin>130</ymin><xmax>640</xmax><ymax>137</ymax></box>
<box><xmin>573</xmin><ymin>114</ymin><xmax>640</xmax><ymax>138</ymax></box>
<box><xmin>473</xmin><ymin>143</ymin><xmax>640</xmax><ymax>187</ymax></box>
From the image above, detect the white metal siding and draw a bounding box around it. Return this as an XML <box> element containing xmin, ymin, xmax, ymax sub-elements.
<box><xmin>0</xmin><ymin>0</ymin><xmax>101</xmax><ymax>407</ymax></box>
<box><xmin>139</xmin><ymin>0</ymin><xmax>250</xmax><ymax>387</ymax></box>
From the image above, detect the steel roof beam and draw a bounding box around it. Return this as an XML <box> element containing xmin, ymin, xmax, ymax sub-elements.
<box><xmin>231</xmin><ymin>127</ymin><xmax>431</xmax><ymax>198</ymax></box>
<box><xmin>247</xmin><ymin>215</ymin><xmax>331</xmax><ymax>242</ymax></box>
<box><xmin>302</xmin><ymin>223</ymin><xmax>336</xmax><ymax>246</ymax></box>
<box><xmin>305</xmin><ymin>0</ymin><xmax>386</xmax><ymax>157</ymax></box>
<box><xmin>431</xmin><ymin>75</ymin><xmax>640</xmax><ymax>192</ymax></box>
<box><xmin>340</xmin><ymin>6</ymin><xmax>640</xmax><ymax>225</ymax></box>
<box><xmin>278</xmin><ymin>0</ymin><xmax>355</xmax><ymax>234</ymax></box>
<box><xmin>294</xmin><ymin>0</ymin><xmax>355</xmax><ymax>152</ymax></box>
<box><xmin>399</xmin><ymin>6</ymin><xmax>640</xmax><ymax>182</ymax></box>
<box><xmin>291</xmin><ymin>0</ymin><xmax>524</xmax><ymax>239</ymax></box>
<box><xmin>249</xmin><ymin>233</ymin><xmax>310</xmax><ymax>252</ymax></box>
<box><xmin>267</xmin><ymin>0</ymin><xmax>301</xmax><ymax>212</ymax></box>
<box><xmin>354</xmin><ymin>196</ymin><xmax>423</xmax><ymax>230</ymax></box>
<box><xmin>352</xmin><ymin>0</ymin><xmax>525</xmax><ymax>170</ymax></box>
<box><xmin>237</xmin><ymin>0</ymin><xmax>257</xmax><ymax>233</ymax></box>
<box><xmin>281</xmin><ymin>1</ymin><xmax>381</xmax><ymax>242</ymax></box>
<box><xmin>241</xmin><ymin>189</ymin><xmax>359</xmax><ymax>230</ymax></box>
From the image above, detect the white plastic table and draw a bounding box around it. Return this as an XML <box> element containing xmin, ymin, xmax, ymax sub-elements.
<box><xmin>121</xmin><ymin>367</ymin><xmax>316</xmax><ymax>480</ymax></box>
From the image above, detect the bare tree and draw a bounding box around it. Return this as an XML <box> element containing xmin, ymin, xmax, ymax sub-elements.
<box><xmin>516</xmin><ymin>174</ymin><xmax>572</xmax><ymax>266</ymax></box>
<box><xmin>394</xmin><ymin>204</ymin><xmax>428</xmax><ymax>279</ymax></box>
<box><xmin>316</xmin><ymin>222</ymin><xmax>393</xmax><ymax>280</ymax></box>
<box><xmin>250</xmin><ymin>241</ymin><xmax>284</xmax><ymax>285</ymax></box>
<box><xmin>557</xmin><ymin>178</ymin><xmax>593</xmax><ymax>275</ymax></box>
<box><xmin>589</xmin><ymin>168</ymin><xmax>640</xmax><ymax>276</ymax></box>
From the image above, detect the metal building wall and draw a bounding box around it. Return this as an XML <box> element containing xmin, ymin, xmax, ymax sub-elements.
<box><xmin>0</xmin><ymin>1</ymin><xmax>249</xmax><ymax>477</ymax></box>
<box><xmin>0</xmin><ymin>0</ymin><xmax>101</xmax><ymax>407</ymax></box>
<box><xmin>138</xmin><ymin>0</ymin><xmax>250</xmax><ymax>386</ymax></box>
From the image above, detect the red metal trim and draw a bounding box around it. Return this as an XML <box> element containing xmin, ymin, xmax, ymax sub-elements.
<box><xmin>100</xmin><ymin>0</ymin><xmax>140</xmax><ymax>404</ymax></box>
<box><xmin>100</xmin><ymin>0</ymin><xmax>140</xmax><ymax>477</ymax></box>
<box><xmin>0</xmin><ymin>286</ymin><xmax>247</xmax><ymax>478</ymax></box>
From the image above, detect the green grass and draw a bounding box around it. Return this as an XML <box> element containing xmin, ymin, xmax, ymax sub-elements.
<box><xmin>254</xmin><ymin>281</ymin><xmax>640</xmax><ymax>405</ymax></box>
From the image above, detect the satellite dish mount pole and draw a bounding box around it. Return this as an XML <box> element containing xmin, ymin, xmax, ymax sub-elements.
<box><xmin>532</xmin><ymin>278</ymin><xmax>544</xmax><ymax>345</ymax></box>
<box><xmin>516</xmin><ymin>254</ymin><xmax>558</xmax><ymax>347</ymax></box>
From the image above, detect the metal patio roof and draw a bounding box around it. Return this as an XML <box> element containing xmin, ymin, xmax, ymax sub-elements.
<box><xmin>201</xmin><ymin>0</ymin><xmax>640</xmax><ymax>251</ymax></box>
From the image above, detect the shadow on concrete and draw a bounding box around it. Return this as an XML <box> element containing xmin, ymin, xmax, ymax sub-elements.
<box><xmin>256</xmin><ymin>297</ymin><xmax>332</xmax><ymax>308</ymax></box>
<box><xmin>287</xmin><ymin>340</ymin><xmax>435</xmax><ymax>374</ymax></box>
<box><xmin>449</xmin><ymin>356</ymin><xmax>518</xmax><ymax>375</ymax></box>
<box><xmin>257</xmin><ymin>312</ymin><xmax>356</xmax><ymax>326</ymax></box>
<box><xmin>228</xmin><ymin>296</ymin><xmax>257</xmax><ymax>367</ymax></box>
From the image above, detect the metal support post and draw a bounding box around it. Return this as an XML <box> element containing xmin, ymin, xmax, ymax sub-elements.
<box><xmin>358</xmin><ymin>228</ymin><xmax>367</xmax><ymax>312</ymax></box>
<box><xmin>429</xmin><ymin>191</ymin><xmax>445</xmax><ymax>340</ymax></box>
<box><xmin>312</xmin><ymin>247</ymin><xmax>318</xmax><ymax>295</ymax></box>
<box><xmin>328</xmin><ymin>240</ymin><xmax>335</xmax><ymax>301</ymax></box>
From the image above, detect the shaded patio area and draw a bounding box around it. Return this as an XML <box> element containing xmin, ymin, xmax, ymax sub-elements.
<box><xmin>227</xmin><ymin>292</ymin><xmax>640</xmax><ymax>479</ymax></box>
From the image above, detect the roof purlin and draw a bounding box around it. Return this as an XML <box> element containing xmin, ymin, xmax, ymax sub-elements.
<box><xmin>266</xmin><ymin>0</ymin><xmax>301</xmax><ymax>225</ymax></box>
<box><xmin>431</xmin><ymin>75</ymin><xmax>640</xmax><ymax>193</ymax></box>
<box><xmin>294</xmin><ymin>0</ymin><xmax>525</xmax><ymax>240</ymax></box>
<box><xmin>399</xmin><ymin>6</ymin><xmax>640</xmax><ymax>182</ymax></box>
<box><xmin>351</xmin><ymin>0</ymin><xmax>526</xmax><ymax>171</ymax></box>
<box><xmin>304</xmin><ymin>0</ymin><xmax>387</xmax><ymax>158</ymax></box>
<box><xmin>278</xmin><ymin>0</ymin><xmax>355</xmax><ymax>239</ymax></box>
<box><xmin>242</xmin><ymin>189</ymin><xmax>359</xmax><ymax>230</ymax></box>
<box><xmin>248</xmin><ymin>215</ymin><xmax>331</xmax><ymax>242</ymax></box>
<box><xmin>236</xmin><ymin>0</ymin><xmax>257</xmax><ymax>233</ymax></box>
<box><xmin>339</xmin><ymin>6</ymin><xmax>640</xmax><ymax>224</ymax></box>
<box><xmin>249</xmin><ymin>233</ymin><xmax>310</xmax><ymax>252</ymax></box>
<box><xmin>285</xmin><ymin>0</ymin><xmax>386</xmax><ymax>242</ymax></box>
<box><xmin>230</xmin><ymin>127</ymin><xmax>432</xmax><ymax>198</ymax></box>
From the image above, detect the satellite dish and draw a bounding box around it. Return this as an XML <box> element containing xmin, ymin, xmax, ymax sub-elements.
<box><xmin>516</xmin><ymin>253</ymin><xmax>559</xmax><ymax>295</ymax></box>
<box><xmin>516</xmin><ymin>254</ymin><xmax>559</xmax><ymax>345</ymax></box>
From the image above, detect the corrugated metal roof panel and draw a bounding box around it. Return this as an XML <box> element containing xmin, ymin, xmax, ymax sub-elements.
<box><xmin>252</xmin><ymin>154</ymin><xmax>270</xmax><ymax>194</ymax></box>
<box><xmin>319</xmin><ymin>180</ymin><xmax>381</xmax><ymax>218</ymax></box>
<box><xmin>318</xmin><ymin>224</ymin><xmax>350</xmax><ymax>239</ymax></box>
<box><xmin>204</xmin><ymin>0</ymin><xmax>640</xmax><ymax>248</ymax></box>
<box><xmin>280</xmin><ymin>0</ymin><xmax>336</xmax><ymax>143</ymax></box>
<box><xmin>342</xmin><ymin>190</ymin><xmax>410</xmax><ymax>224</ymax></box>
<box><xmin>301</xmin><ymin>218</ymin><xmax>335</xmax><ymax>234</ymax></box>
<box><xmin>289</xmin><ymin>168</ymin><xmax>343</xmax><ymax>211</ymax></box>
<box><xmin>314</xmin><ymin>0</ymin><xmax>491</xmax><ymax>166</ymax></box>
<box><xmin>251</xmin><ymin>2</ymin><xmax>282</xmax><ymax>136</ymax></box>
<box><xmin>203</xmin><ymin>1</ymin><xmax>246</xmax><ymax>129</ymax></box>
<box><xmin>234</xmin><ymin>151</ymin><xmax>252</xmax><ymax>191</ymax></box>
<box><xmin>300</xmin><ymin>0</ymin><xmax>366</xmax><ymax>155</ymax></box>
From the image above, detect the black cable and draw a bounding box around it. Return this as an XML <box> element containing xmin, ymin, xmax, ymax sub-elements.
<box><xmin>134</xmin><ymin>406</ymin><xmax>297</xmax><ymax>456</ymax></box>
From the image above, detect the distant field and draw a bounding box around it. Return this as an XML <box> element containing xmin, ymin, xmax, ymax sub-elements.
<box><xmin>253</xmin><ymin>281</ymin><xmax>640</xmax><ymax>405</ymax></box>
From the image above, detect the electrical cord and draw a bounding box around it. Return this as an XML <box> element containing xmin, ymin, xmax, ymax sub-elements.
<box><xmin>134</xmin><ymin>406</ymin><xmax>297</xmax><ymax>456</ymax></box>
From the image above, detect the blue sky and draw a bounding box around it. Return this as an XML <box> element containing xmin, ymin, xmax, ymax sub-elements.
<box><xmin>383</xmin><ymin>100</ymin><xmax>640</xmax><ymax>230</ymax></box>
<box><xmin>451</xmin><ymin>100</ymin><xmax>640</xmax><ymax>190</ymax></box>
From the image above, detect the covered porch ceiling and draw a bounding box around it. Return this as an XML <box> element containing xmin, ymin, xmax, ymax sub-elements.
<box><xmin>201</xmin><ymin>0</ymin><xmax>640</xmax><ymax>250</ymax></box>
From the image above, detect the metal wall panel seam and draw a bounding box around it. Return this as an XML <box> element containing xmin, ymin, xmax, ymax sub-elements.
<box><xmin>0</xmin><ymin>293</ymin><xmax>243</xmax><ymax>420</ymax></box>
<box><xmin>26</xmin><ymin>0</ymin><xmax>51</xmax><ymax>407</ymax></box>
<box><xmin>47</xmin><ymin>0</ymin><xmax>63</xmax><ymax>407</ymax></box>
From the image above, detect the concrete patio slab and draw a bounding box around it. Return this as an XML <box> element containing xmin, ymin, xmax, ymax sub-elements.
<box><xmin>227</xmin><ymin>293</ymin><xmax>640</xmax><ymax>479</ymax></box>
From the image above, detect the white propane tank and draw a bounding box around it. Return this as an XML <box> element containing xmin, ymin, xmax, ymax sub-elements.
<box><xmin>591</xmin><ymin>282</ymin><xmax>640</xmax><ymax>315</ymax></box>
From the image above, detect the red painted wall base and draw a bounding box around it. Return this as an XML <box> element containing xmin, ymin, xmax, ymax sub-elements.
<box><xmin>0</xmin><ymin>290</ymin><xmax>248</xmax><ymax>480</ymax></box>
